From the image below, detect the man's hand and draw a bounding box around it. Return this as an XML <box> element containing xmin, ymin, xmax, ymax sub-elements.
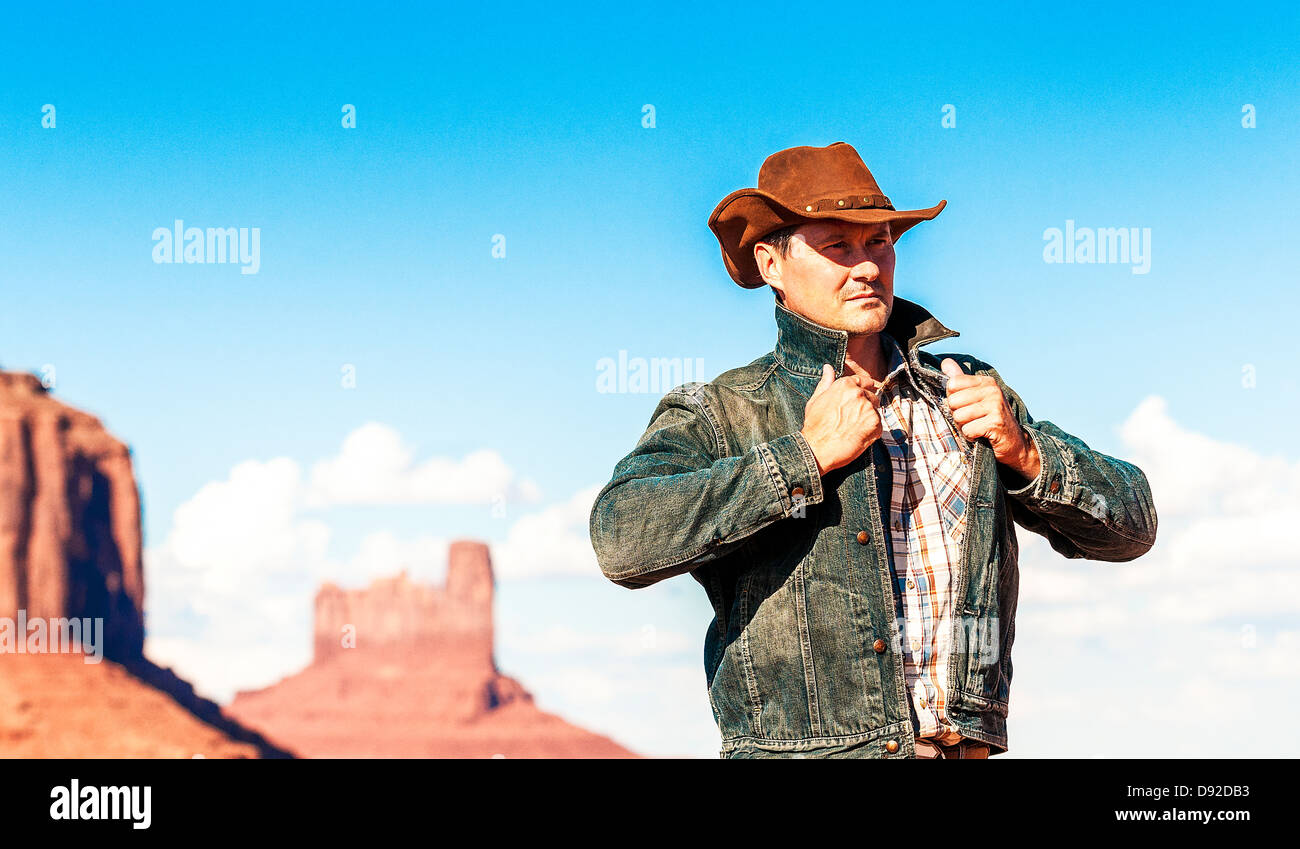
<box><xmin>940</xmin><ymin>358</ymin><xmax>1041</xmax><ymax>482</ymax></box>
<box><xmin>800</xmin><ymin>364</ymin><xmax>883</xmax><ymax>476</ymax></box>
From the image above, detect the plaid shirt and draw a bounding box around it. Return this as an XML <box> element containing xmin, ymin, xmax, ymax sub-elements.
<box><xmin>875</xmin><ymin>332</ymin><xmax>971</xmax><ymax>745</ymax></box>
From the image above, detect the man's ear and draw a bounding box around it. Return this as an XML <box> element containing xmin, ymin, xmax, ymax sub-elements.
<box><xmin>754</xmin><ymin>242</ymin><xmax>785</xmax><ymax>302</ymax></box>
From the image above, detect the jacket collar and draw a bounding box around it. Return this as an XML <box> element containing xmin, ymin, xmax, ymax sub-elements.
<box><xmin>773</xmin><ymin>296</ymin><xmax>959</xmax><ymax>379</ymax></box>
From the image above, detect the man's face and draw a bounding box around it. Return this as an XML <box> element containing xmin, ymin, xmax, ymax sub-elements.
<box><xmin>754</xmin><ymin>220</ymin><xmax>895</xmax><ymax>335</ymax></box>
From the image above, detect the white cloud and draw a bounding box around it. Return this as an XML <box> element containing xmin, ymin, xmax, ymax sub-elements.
<box><xmin>491</xmin><ymin>484</ymin><xmax>604</xmax><ymax>579</ymax></box>
<box><xmin>306</xmin><ymin>422</ymin><xmax>541</xmax><ymax>507</ymax></box>
<box><xmin>165</xmin><ymin>457</ymin><xmax>329</xmax><ymax>584</ymax></box>
<box><xmin>344</xmin><ymin>531</ymin><xmax>450</xmax><ymax>586</ymax></box>
<box><xmin>145</xmin><ymin>455</ymin><xmax>340</xmax><ymax>701</ymax></box>
<box><xmin>1120</xmin><ymin>396</ymin><xmax>1300</xmax><ymax>521</ymax></box>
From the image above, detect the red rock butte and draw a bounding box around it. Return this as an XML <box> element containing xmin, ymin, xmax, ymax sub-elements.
<box><xmin>228</xmin><ymin>541</ymin><xmax>637</xmax><ymax>758</ymax></box>
<box><xmin>0</xmin><ymin>370</ymin><xmax>290</xmax><ymax>757</ymax></box>
<box><xmin>0</xmin><ymin>371</ymin><xmax>143</xmax><ymax>661</ymax></box>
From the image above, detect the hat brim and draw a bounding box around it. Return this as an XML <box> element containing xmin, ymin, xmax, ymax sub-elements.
<box><xmin>708</xmin><ymin>189</ymin><xmax>947</xmax><ymax>288</ymax></box>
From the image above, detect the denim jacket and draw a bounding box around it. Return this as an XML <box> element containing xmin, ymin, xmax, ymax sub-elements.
<box><xmin>589</xmin><ymin>297</ymin><xmax>1158</xmax><ymax>758</ymax></box>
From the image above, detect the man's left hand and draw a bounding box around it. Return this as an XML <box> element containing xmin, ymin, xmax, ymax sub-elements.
<box><xmin>940</xmin><ymin>358</ymin><xmax>1041</xmax><ymax>482</ymax></box>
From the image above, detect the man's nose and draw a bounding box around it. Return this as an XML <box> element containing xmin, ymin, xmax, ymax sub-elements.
<box><xmin>852</xmin><ymin>259</ymin><xmax>881</xmax><ymax>281</ymax></box>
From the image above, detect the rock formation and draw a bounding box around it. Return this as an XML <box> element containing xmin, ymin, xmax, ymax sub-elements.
<box><xmin>0</xmin><ymin>370</ymin><xmax>631</xmax><ymax>758</ymax></box>
<box><xmin>228</xmin><ymin>541</ymin><xmax>637</xmax><ymax>758</ymax></box>
<box><xmin>0</xmin><ymin>369</ymin><xmax>290</xmax><ymax>757</ymax></box>
<box><xmin>0</xmin><ymin>371</ymin><xmax>143</xmax><ymax>661</ymax></box>
<box><xmin>316</xmin><ymin>541</ymin><xmax>496</xmax><ymax>671</ymax></box>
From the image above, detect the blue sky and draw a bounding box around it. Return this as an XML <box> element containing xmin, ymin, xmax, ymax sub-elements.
<box><xmin>2</xmin><ymin>2</ymin><xmax>1297</xmax><ymax>757</ymax></box>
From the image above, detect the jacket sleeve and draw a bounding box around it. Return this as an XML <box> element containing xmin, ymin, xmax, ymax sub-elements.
<box><xmin>589</xmin><ymin>384</ymin><xmax>824</xmax><ymax>588</ymax></box>
<box><xmin>975</xmin><ymin>360</ymin><xmax>1158</xmax><ymax>562</ymax></box>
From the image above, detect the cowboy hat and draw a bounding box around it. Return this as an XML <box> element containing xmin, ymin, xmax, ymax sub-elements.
<box><xmin>707</xmin><ymin>142</ymin><xmax>946</xmax><ymax>288</ymax></box>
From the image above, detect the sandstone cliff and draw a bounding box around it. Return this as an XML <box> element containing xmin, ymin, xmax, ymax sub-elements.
<box><xmin>0</xmin><ymin>369</ymin><xmax>290</xmax><ymax>757</ymax></box>
<box><xmin>0</xmin><ymin>371</ymin><xmax>143</xmax><ymax>661</ymax></box>
<box><xmin>228</xmin><ymin>541</ymin><xmax>636</xmax><ymax>758</ymax></box>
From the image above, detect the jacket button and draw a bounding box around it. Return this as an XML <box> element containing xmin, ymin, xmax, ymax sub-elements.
<box><xmin>856</xmin><ymin>530</ymin><xmax>870</xmax><ymax>544</ymax></box>
<box><xmin>1049</xmin><ymin>479</ymin><xmax>1060</xmax><ymax>493</ymax></box>
<box><xmin>791</xmin><ymin>486</ymin><xmax>805</xmax><ymax>498</ymax></box>
<box><xmin>884</xmin><ymin>740</ymin><xmax>899</xmax><ymax>754</ymax></box>
<box><xmin>872</xmin><ymin>638</ymin><xmax>886</xmax><ymax>653</ymax></box>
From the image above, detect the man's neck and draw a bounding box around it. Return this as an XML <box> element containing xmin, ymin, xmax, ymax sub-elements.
<box><xmin>842</xmin><ymin>333</ymin><xmax>889</xmax><ymax>385</ymax></box>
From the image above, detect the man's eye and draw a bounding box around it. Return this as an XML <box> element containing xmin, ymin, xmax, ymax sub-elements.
<box><xmin>829</xmin><ymin>241</ymin><xmax>847</xmax><ymax>249</ymax></box>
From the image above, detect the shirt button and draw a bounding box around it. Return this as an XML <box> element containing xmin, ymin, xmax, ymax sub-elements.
<box><xmin>884</xmin><ymin>739</ymin><xmax>900</xmax><ymax>754</ymax></box>
<box><xmin>906</xmin><ymin>578</ymin><xmax>916</xmax><ymax>589</ymax></box>
<box><xmin>1049</xmin><ymin>479</ymin><xmax>1061</xmax><ymax>493</ymax></box>
<box><xmin>872</xmin><ymin>638</ymin><xmax>886</xmax><ymax>653</ymax></box>
<box><xmin>856</xmin><ymin>530</ymin><xmax>870</xmax><ymax>544</ymax></box>
<box><xmin>893</xmin><ymin>520</ymin><xmax>903</xmax><ymax>531</ymax></box>
<box><xmin>918</xmin><ymin>696</ymin><xmax>928</xmax><ymax>709</ymax></box>
<box><xmin>791</xmin><ymin>486</ymin><xmax>804</xmax><ymax>498</ymax></box>
<box><xmin>911</xmin><ymin>639</ymin><xmax>922</xmax><ymax>652</ymax></box>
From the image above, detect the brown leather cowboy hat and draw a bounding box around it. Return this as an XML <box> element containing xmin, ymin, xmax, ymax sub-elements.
<box><xmin>708</xmin><ymin>142</ymin><xmax>946</xmax><ymax>288</ymax></box>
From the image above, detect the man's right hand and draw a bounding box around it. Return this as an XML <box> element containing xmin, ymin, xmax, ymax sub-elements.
<box><xmin>799</xmin><ymin>363</ymin><xmax>883</xmax><ymax>476</ymax></box>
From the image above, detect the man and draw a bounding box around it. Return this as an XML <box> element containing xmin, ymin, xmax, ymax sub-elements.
<box><xmin>588</xmin><ymin>142</ymin><xmax>1157</xmax><ymax>759</ymax></box>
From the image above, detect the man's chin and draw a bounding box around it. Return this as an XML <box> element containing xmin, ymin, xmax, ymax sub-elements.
<box><xmin>834</xmin><ymin>303</ymin><xmax>889</xmax><ymax>335</ymax></box>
